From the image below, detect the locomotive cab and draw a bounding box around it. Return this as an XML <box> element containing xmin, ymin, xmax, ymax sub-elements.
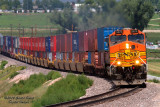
<box><xmin>109</xmin><ymin>28</ymin><xmax>147</xmax><ymax>85</ymax></box>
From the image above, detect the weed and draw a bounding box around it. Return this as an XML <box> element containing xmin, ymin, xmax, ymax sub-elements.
<box><xmin>0</xmin><ymin>60</ymin><xmax>8</xmax><ymax>70</ymax></box>
<box><xmin>6</xmin><ymin>71</ymin><xmax>61</xmax><ymax>95</ymax></box>
<box><xmin>9</xmin><ymin>72</ymin><xmax>19</xmax><ymax>79</ymax></box>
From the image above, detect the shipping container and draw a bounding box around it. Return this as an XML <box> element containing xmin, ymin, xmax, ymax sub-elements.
<box><xmin>45</xmin><ymin>37</ymin><xmax>51</xmax><ymax>52</ymax></box>
<box><xmin>79</xmin><ymin>31</ymin><xmax>88</xmax><ymax>52</ymax></box>
<box><xmin>61</xmin><ymin>34</ymin><xmax>67</xmax><ymax>52</ymax></box>
<box><xmin>97</xmin><ymin>27</ymin><xmax>123</xmax><ymax>51</ymax></box>
<box><xmin>50</xmin><ymin>36</ymin><xmax>56</xmax><ymax>52</ymax></box>
<box><xmin>52</xmin><ymin>52</ymin><xmax>56</xmax><ymax>61</ymax></box>
<box><xmin>56</xmin><ymin>35</ymin><xmax>61</xmax><ymax>52</ymax></box>
<box><xmin>56</xmin><ymin>52</ymin><xmax>60</xmax><ymax>60</ymax></box>
<box><xmin>11</xmin><ymin>36</ymin><xmax>13</xmax><ymax>53</ymax></box>
<box><xmin>35</xmin><ymin>37</ymin><xmax>39</xmax><ymax>51</ymax></box>
<box><xmin>0</xmin><ymin>34</ymin><xmax>3</xmax><ymax>46</ymax></box>
<box><xmin>66</xmin><ymin>33</ymin><xmax>72</xmax><ymax>52</ymax></box>
<box><xmin>88</xmin><ymin>52</ymin><xmax>95</xmax><ymax>64</ymax></box>
<box><xmin>87</xmin><ymin>29</ymin><xmax>97</xmax><ymax>51</ymax></box>
<box><xmin>38</xmin><ymin>37</ymin><xmax>45</xmax><ymax>51</ymax></box>
<box><xmin>72</xmin><ymin>33</ymin><xmax>79</xmax><ymax>52</ymax></box>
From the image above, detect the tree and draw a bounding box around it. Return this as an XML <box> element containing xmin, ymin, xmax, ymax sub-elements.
<box><xmin>23</xmin><ymin>0</ymin><xmax>33</xmax><ymax>11</ymax></box>
<box><xmin>13</xmin><ymin>0</ymin><xmax>21</xmax><ymax>11</ymax></box>
<box><xmin>95</xmin><ymin>0</ymin><xmax>116</xmax><ymax>12</ymax></box>
<box><xmin>50</xmin><ymin>8</ymin><xmax>78</xmax><ymax>33</ymax></box>
<box><xmin>157</xmin><ymin>0</ymin><xmax>160</xmax><ymax>11</ymax></box>
<box><xmin>121</xmin><ymin>0</ymin><xmax>154</xmax><ymax>31</ymax></box>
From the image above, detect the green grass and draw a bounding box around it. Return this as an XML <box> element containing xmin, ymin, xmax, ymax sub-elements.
<box><xmin>147</xmin><ymin>49</ymin><xmax>160</xmax><ymax>58</ymax></box>
<box><xmin>32</xmin><ymin>74</ymin><xmax>93</xmax><ymax>107</ymax></box>
<box><xmin>147</xmin><ymin>79</ymin><xmax>160</xmax><ymax>83</ymax></box>
<box><xmin>147</xmin><ymin>59</ymin><xmax>160</xmax><ymax>62</ymax></box>
<box><xmin>0</xmin><ymin>13</ymin><xmax>56</xmax><ymax>28</ymax></box>
<box><xmin>151</xmin><ymin>13</ymin><xmax>160</xmax><ymax>19</ymax></box>
<box><xmin>146</xmin><ymin>33</ymin><xmax>160</xmax><ymax>44</ymax></box>
<box><xmin>0</xmin><ymin>60</ymin><xmax>8</xmax><ymax>70</ymax></box>
<box><xmin>9</xmin><ymin>71</ymin><xmax>20</xmax><ymax>79</ymax></box>
<box><xmin>148</xmin><ymin>60</ymin><xmax>160</xmax><ymax>77</ymax></box>
<box><xmin>6</xmin><ymin>71</ymin><xmax>61</xmax><ymax>95</ymax></box>
<box><xmin>0</xmin><ymin>66</ymin><xmax>26</xmax><ymax>80</ymax></box>
<box><xmin>148</xmin><ymin>70</ymin><xmax>160</xmax><ymax>77</ymax></box>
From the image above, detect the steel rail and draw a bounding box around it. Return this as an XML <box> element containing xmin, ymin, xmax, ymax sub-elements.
<box><xmin>45</xmin><ymin>86</ymin><xmax>141</xmax><ymax>107</ymax></box>
<box><xmin>45</xmin><ymin>86</ymin><xmax>121</xmax><ymax>107</ymax></box>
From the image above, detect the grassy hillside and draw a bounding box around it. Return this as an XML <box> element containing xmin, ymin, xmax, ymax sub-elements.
<box><xmin>0</xmin><ymin>13</ymin><xmax>57</xmax><ymax>28</ymax></box>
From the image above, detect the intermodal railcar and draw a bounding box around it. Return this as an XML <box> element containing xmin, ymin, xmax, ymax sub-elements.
<box><xmin>0</xmin><ymin>27</ymin><xmax>147</xmax><ymax>86</ymax></box>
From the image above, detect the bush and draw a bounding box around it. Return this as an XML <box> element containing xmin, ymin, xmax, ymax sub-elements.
<box><xmin>0</xmin><ymin>60</ymin><xmax>8</xmax><ymax>70</ymax></box>
<box><xmin>32</xmin><ymin>74</ymin><xmax>93</xmax><ymax>107</ymax></box>
<box><xmin>9</xmin><ymin>72</ymin><xmax>19</xmax><ymax>79</ymax></box>
<box><xmin>6</xmin><ymin>71</ymin><xmax>61</xmax><ymax>95</ymax></box>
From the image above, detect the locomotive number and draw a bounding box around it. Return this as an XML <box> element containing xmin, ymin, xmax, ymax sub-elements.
<box><xmin>118</xmin><ymin>50</ymin><xmax>138</xmax><ymax>59</ymax></box>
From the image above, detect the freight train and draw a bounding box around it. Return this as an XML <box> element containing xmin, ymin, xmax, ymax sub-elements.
<box><xmin>0</xmin><ymin>27</ymin><xmax>147</xmax><ymax>85</ymax></box>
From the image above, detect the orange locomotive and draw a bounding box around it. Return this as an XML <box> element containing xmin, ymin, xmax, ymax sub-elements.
<box><xmin>108</xmin><ymin>28</ymin><xmax>147</xmax><ymax>85</ymax></box>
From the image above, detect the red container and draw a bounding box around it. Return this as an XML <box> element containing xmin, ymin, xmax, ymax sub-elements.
<box><xmin>29</xmin><ymin>38</ymin><xmax>32</xmax><ymax>51</ymax></box>
<box><xmin>32</xmin><ymin>37</ymin><xmax>36</xmax><ymax>51</ymax></box>
<box><xmin>61</xmin><ymin>34</ymin><xmax>67</xmax><ymax>52</ymax></box>
<box><xmin>19</xmin><ymin>37</ymin><xmax>22</xmax><ymax>49</ymax></box>
<box><xmin>56</xmin><ymin>35</ymin><xmax>61</xmax><ymax>52</ymax></box>
<box><xmin>79</xmin><ymin>31</ymin><xmax>88</xmax><ymax>52</ymax></box>
<box><xmin>87</xmin><ymin>29</ymin><xmax>97</xmax><ymax>51</ymax></box>
<box><xmin>24</xmin><ymin>37</ymin><xmax>29</xmax><ymax>50</ymax></box>
<box><xmin>66</xmin><ymin>33</ymin><xmax>72</xmax><ymax>52</ymax></box>
<box><xmin>52</xmin><ymin>52</ymin><xmax>56</xmax><ymax>61</ymax></box>
<box><xmin>79</xmin><ymin>52</ymin><xmax>85</xmax><ymax>62</ymax></box>
<box><xmin>35</xmin><ymin>37</ymin><xmax>39</xmax><ymax>51</ymax></box>
<box><xmin>75</xmin><ymin>52</ymin><xmax>79</xmax><ymax>62</ymax></box>
<box><xmin>39</xmin><ymin>37</ymin><xmax>45</xmax><ymax>52</ymax></box>
<box><xmin>51</xmin><ymin>36</ymin><xmax>56</xmax><ymax>52</ymax></box>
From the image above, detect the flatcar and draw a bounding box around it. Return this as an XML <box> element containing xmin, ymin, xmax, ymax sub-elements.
<box><xmin>0</xmin><ymin>27</ymin><xmax>147</xmax><ymax>86</ymax></box>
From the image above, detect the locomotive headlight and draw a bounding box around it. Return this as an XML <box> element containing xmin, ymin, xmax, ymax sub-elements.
<box><xmin>135</xmin><ymin>60</ymin><xmax>140</xmax><ymax>64</ymax></box>
<box><xmin>117</xmin><ymin>61</ymin><xmax>121</xmax><ymax>65</ymax></box>
<box><xmin>126</xmin><ymin>43</ymin><xmax>129</xmax><ymax>49</ymax></box>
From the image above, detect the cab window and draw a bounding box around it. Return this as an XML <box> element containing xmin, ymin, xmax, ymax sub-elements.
<box><xmin>128</xmin><ymin>34</ymin><xmax>144</xmax><ymax>44</ymax></box>
<box><xmin>110</xmin><ymin>35</ymin><xmax>126</xmax><ymax>46</ymax></box>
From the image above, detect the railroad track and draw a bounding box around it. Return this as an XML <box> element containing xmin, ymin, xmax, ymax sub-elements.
<box><xmin>46</xmin><ymin>86</ymin><xmax>142</xmax><ymax>107</ymax></box>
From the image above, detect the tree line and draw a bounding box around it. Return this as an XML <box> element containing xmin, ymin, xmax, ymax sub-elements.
<box><xmin>50</xmin><ymin>0</ymin><xmax>154</xmax><ymax>33</ymax></box>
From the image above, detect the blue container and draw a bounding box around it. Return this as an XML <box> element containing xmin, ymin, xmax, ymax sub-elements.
<box><xmin>97</xmin><ymin>27</ymin><xmax>123</xmax><ymax>51</ymax></box>
<box><xmin>15</xmin><ymin>48</ymin><xmax>18</xmax><ymax>54</ymax></box>
<box><xmin>7</xmin><ymin>36</ymin><xmax>11</xmax><ymax>48</ymax></box>
<box><xmin>45</xmin><ymin>37</ymin><xmax>51</xmax><ymax>52</ymax></box>
<box><xmin>0</xmin><ymin>34</ymin><xmax>3</xmax><ymax>46</ymax></box>
<box><xmin>88</xmin><ymin>52</ymin><xmax>91</xmax><ymax>64</ymax></box>
<box><xmin>72</xmin><ymin>33</ymin><xmax>79</xmax><ymax>52</ymax></box>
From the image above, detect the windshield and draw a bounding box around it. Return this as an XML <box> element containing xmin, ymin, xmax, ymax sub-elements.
<box><xmin>110</xmin><ymin>35</ymin><xmax>126</xmax><ymax>46</ymax></box>
<box><xmin>128</xmin><ymin>34</ymin><xmax>144</xmax><ymax>44</ymax></box>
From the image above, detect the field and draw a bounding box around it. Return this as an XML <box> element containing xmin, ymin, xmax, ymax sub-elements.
<box><xmin>0</xmin><ymin>13</ymin><xmax>60</xmax><ymax>36</ymax></box>
<box><xmin>146</xmin><ymin>33</ymin><xmax>160</xmax><ymax>44</ymax></box>
<box><xmin>148</xmin><ymin>59</ymin><xmax>160</xmax><ymax>77</ymax></box>
<box><xmin>0</xmin><ymin>13</ymin><xmax>56</xmax><ymax>28</ymax></box>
